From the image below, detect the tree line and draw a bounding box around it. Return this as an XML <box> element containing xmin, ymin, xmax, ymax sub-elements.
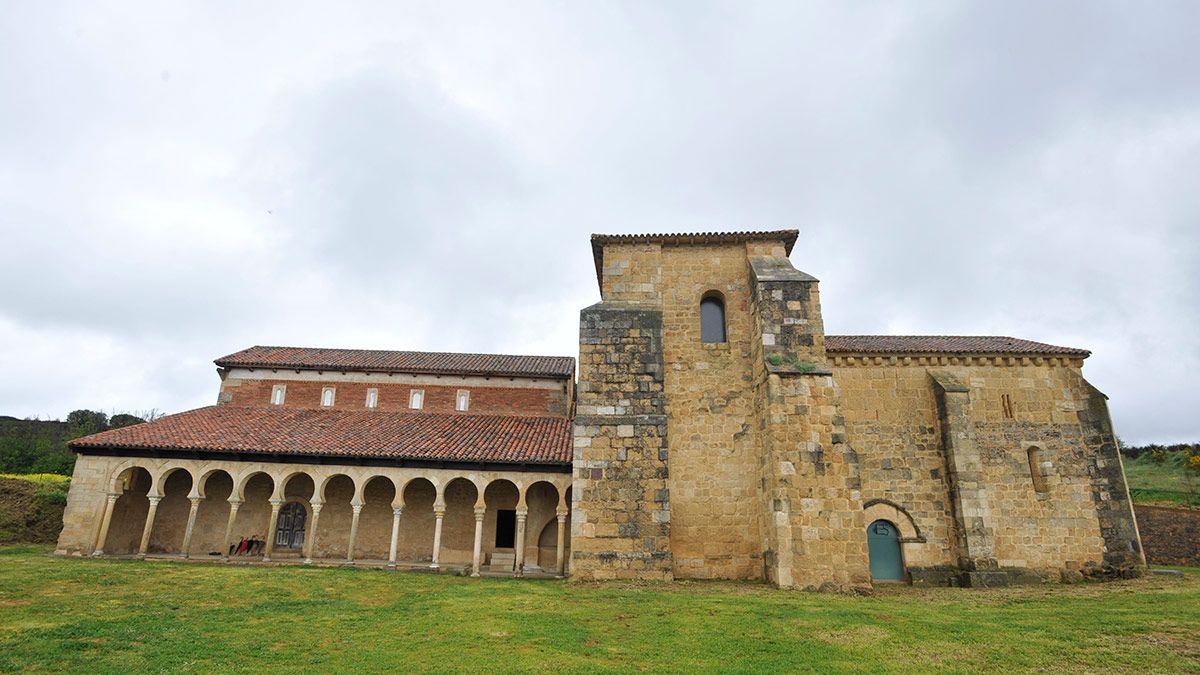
<box><xmin>0</xmin><ymin>410</ymin><xmax>159</xmax><ymax>476</ymax></box>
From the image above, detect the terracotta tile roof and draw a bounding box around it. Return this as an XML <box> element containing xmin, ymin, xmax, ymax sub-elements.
<box><xmin>591</xmin><ymin>230</ymin><xmax>799</xmax><ymax>291</ymax></box>
<box><xmin>215</xmin><ymin>346</ymin><xmax>575</xmax><ymax>379</ymax></box>
<box><xmin>825</xmin><ymin>335</ymin><xmax>1090</xmax><ymax>357</ymax></box>
<box><xmin>69</xmin><ymin>406</ymin><xmax>572</xmax><ymax>466</ymax></box>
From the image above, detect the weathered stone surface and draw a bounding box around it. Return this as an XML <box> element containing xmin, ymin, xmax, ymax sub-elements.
<box><xmin>577</xmin><ymin>231</ymin><xmax>1145</xmax><ymax>590</ymax></box>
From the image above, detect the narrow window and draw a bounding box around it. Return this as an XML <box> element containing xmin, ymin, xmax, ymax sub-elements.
<box><xmin>700</xmin><ymin>292</ymin><xmax>727</xmax><ymax>343</ymax></box>
<box><xmin>409</xmin><ymin>389</ymin><xmax>424</xmax><ymax>410</ymax></box>
<box><xmin>270</xmin><ymin>384</ymin><xmax>286</xmax><ymax>406</ymax></box>
<box><xmin>365</xmin><ymin>388</ymin><xmax>378</xmax><ymax>409</ymax></box>
<box><xmin>1027</xmin><ymin>447</ymin><xmax>1049</xmax><ymax>494</ymax></box>
<box><xmin>1001</xmin><ymin>394</ymin><xmax>1014</xmax><ymax>419</ymax></box>
<box><xmin>456</xmin><ymin>389</ymin><xmax>470</xmax><ymax>412</ymax></box>
<box><xmin>321</xmin><ymin>387</ymin><xmax>336</xmax><ymax>407</ymax></box>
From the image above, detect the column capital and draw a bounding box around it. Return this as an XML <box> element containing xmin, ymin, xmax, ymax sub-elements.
<box><xmin>227</xmin><ymin>498</ymin><xmax>244</xmax><ymax>507</ymax></box>
<box><xmin>188</xmin><ymin>496</ymin><xmax>203</xmax><ymax>506</ymax></box>
<box><xmin>105</xmin><ymin>492</ymin><xmax>120</xmax><ymax>502</ymax></box>
<box><xmin>556</xmin><ymin>510</ymin><xmax>568</xmax><ymax>520</ymax></box>
<box><xmin>515</xmin><ymin>509</ymin><xmax>528</xmax><ymax>521</ymax></box>
<box><xmin>311</xmin><ymin>502</ymin><xmax>324</xmax><ymax>514</ymax></box>
<box><xmin>147</xmin><ymin>495</ymin><xmax>163</xmax><ymax>505</ymax></box>
<box><xmin>351</xmin><ymin>503</ymin><xmax>364</xmax><ymax>514</ymax></box>
<box><xmin>433</xmin><ymin>508</ymin><xmax>446</xmax><ymax>518</ymax></box>
<box><xmin>392</xmin><ymin>507</ymin><xmax>404</xmax><ymax>517</ymax></box>
<box><xmin>268</xmin><ymin>497</ymin><xmax>284</xmax><ymax>507</ymax></box>
<box><xmin>474</xmin><ymin>507</ymin><xmax>486</xmax><ymax>519</ymax></box>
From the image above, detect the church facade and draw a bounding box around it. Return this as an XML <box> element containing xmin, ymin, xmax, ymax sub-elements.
<box><xmin>56</xmin><ymin>230</ymin><xmax>1144</xmax><ymax>590</ymax></box>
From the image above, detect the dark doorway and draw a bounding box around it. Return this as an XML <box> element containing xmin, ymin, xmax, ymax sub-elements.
<box><xmin>275</xmin><ymin>502</ymin><xmax>307</xmax><ymax>549</ymax></box>
<box><xmin>495</xmin><ymin>509</ymin><xmax>516</xmax><ymax>548</ymax></box>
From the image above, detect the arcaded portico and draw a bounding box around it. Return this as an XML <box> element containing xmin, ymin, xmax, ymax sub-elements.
<box><xmin>65</xmin><ymin>456</ymin><xmax>571</xmax><ymax>576</ymax></box>
<box><xmin>57</xmin><ymin>347</ymin><xmax>577</xmax><ymax>577</ymax></box>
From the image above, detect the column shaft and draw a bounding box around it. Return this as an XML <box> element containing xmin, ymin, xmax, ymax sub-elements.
<box><xmin>430</xmin><ymin>510</ymin><xmax>445</xmax><ymax>568</ymax></box>
<box><xmin>346</xmin><ymin>504</ymin><xmax>363</xmax><ymax>563</ymax></box>
<box><xmin>181</xmin><ymin>497</ymin><xmax>202</xmax><ymax>559</ymax></box>
<box><xmin>471</xmin><ymin>508</ymin><xmax>485</xmax><ymax>577</ymax></box>
<box><xmin>388</xmin><ymin>508</ymin><xmax>402</xmax><ymax>568</ymax></box>
<box><xmin>555</xmin><ymin>512</ymin><xmax>568</xmax><ymax>576</ymax></box>
<box><xmin>92</xmin><ymin>494</ymin><xmax>119</xmax><ymax>556</ymax></box>
<box><xmin>222</xmin><ymin>500</ymin><xmax>242</xmax><ymax>561</ymax></box>
<box><xmin>304</xmin><ymin>504</ymin><xmax>322</xmax><ymax>564</ymax></box>
<box><xmin>137</xmin><ymin>496</ymin><xmax>162</xmax><ymax>558</ymax></box>
<box><xmin>514</xmin><ymin>509</ymin><xmax>527</xmax><ymax>577</ymax></box>
<box><xmin>263</xmin><ymin>500</ymin><xmax>283</xmax><ymax>561</ymax></box>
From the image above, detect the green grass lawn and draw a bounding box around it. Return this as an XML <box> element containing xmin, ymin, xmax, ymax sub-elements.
<box><xmin>1123</xmin><ymin>453</ymin><xmax>1200</xmax><ymax>507</ymax></box>
<box><xmin>0</xmin><ymin>546</ymin><xmax>1197</xmax><ymax>673</ymax></box>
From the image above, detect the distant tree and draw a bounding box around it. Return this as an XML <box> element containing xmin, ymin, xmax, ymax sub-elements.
<box><xmin>65</xmin><ymin>410</ymin><xmax>108</xmax><ymax>436</ymax></box>
<box><xmin>108</xmin><ymin>413</ymin><xmax>145</xmax><ymax>429</ymax></box>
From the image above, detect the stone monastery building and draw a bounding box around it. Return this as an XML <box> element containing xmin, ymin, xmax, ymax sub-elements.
<box><xmin>57</xmin><ymin>230</ymin><xmax>1144</xmax><ymax>590</ymax></box>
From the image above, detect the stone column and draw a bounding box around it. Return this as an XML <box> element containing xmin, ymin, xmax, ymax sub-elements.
<box><xmin>514</xmin><ymin>508</ymin><xmax>528</xmax><ymax>577</ymax></box>
<box><xmin>222</xmin><ymin>499</ymin><xmax>242</xmax><ymax>561</ymax></box>
<box><xmin>304</xmin><ymin>502</ymin><xmax>322</xmax><ymax>564</ymax></box>
<box><xmin>429</xmin><ymin>508</ymin><xmax>445</xmax><ymax>568</ymax></box>
<box><xmin>263</xmin><ymin>498</ymin><xmax>283</xmax><ymax>562</ymax></box>
<box><xmin>137</xmin><ymin>496</ymin><xmax>162</xmax><ymax>558</ymax></box>
<box><xmin>346</xmin><ymin>502</ymin><xmax>363</xmax><ymax>564</ymax></box>
<box><xmin>471</xmin><ymin>507</ymin><xmax>485</xmax><ymax>577</ymax></box>
<box><xmin>555</xmin><ymin>510</ymin><xmax>568</xmax><ymax>576</ymax></box>
<box><xmin>92</xmin><ymin>493</ymin><xmax>119</xmax><ymax>556</ymax></box>
<box><xmin>181</xmin><ymin>496</ymin><xmax>202</xmax><ymax>559</ymax></box>
<box><xmin>388</xmin><ymin>507</ymin><xmax>402</xmax><ymax>568</ymax></box>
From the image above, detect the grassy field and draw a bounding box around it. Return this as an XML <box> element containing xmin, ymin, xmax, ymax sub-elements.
<box><xmin>0</xmin><ymin>547</ymin><xmax>1197</xmax><ymax>672</ymax></box>
<box><xmin>1123</xmin><ymin>453</ymin><xmax>1199</xmax><ymax>507</ymax></box>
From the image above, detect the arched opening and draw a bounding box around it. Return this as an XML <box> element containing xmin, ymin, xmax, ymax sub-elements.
<box><xmin>316</xmin><ymin>474</ymin><xmax>355</xmax><ymax>559</ymax></box>
<box><xmin>525</xmin><ymin>481</ymin><xmax>560</xmax><ymax>572</ymax></box>
<box><xmin>440</xmin><ymin>478</ymin><xmax>479</xmax><ymax>565</ymax></box>
<box><xmin>1028</xmin><ymin>447</ymin><xmax>1049</xmax><ymax>494</ymax></box>
<box><xmin>700</xmin><ymin>292</ymin><xmax>727</xmax><ymax>343</ymax></box>
<box><xmin>397</xmin><ymin>478</ymin><xmax>436</xmax><ymax>562</ymax></box>
<box><xmin>103</xmin><ymin>466</ymin><xmax>152</xmax><ymax>555</ymax></box>
<box><xmin>484</xmin><ymin>479</ymin><xmax>519</xmax><ymax>571</ymax></box>
<box><xmin>230</xmin><ymin>472</ymin><xmax>275</xmax><ymax>558</ymax></box>
<box><xmin>150</xmin><ymin>469</ymin><xmax>194</xmax><ymax>555</ymax></box>
<box><xmin>357</xmin><ymin>476</ymin><xmax>397</xmax><ymax>561</ymax></box>
<box><xmin>192</xmin><ymin>470</ymin><xmax>234</xmax><ymax>557</ymax></box>
<box><xmin>866</xmin><ymin>519</ymin><xmax>904</xmax><ymax>581</ymax></box>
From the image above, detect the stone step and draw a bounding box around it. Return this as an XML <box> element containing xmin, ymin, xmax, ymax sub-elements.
<box><xmin>488</xmin><ymin>551</ymin><xmax>515</xmax><ymax>572</ymax></box>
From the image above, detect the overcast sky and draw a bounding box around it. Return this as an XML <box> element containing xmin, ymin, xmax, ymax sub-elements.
<box><xmin>1</xmin><ymin>2</ymin><xmax>1197</xmax><ymax>443</ymax></box>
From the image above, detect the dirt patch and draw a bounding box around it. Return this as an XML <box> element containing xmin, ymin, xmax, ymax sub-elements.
<box><xmin>0</xmin><ymin>477</ymin><xmax>66</xmax><ymax>545</ymax></box>
<box><xmin>1135</xmin><ymin>505</ymin><xmax>1200</xmax><ymax>567</ymax></box>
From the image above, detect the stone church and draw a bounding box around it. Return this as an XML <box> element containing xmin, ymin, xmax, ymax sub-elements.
<box><xmin>56</xmin><ymin>230</ymin><xmax>1144</xmax><ymax>590</ymax></box>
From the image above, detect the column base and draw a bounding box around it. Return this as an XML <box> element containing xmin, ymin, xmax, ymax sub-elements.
<box><xmin>137</xmin><ymin>553</ymin><xmax>146</xmax><ymax>560</ymax></box>
<box><xmin>304</xmin><ymin>558</ymin><xmax>313</xmax><ymax>565</ymax></box>
<box><xmin>92</xmin><ymin>550</ymin><xmax>104</xmax><ymax>557</ymax></box>
<box><xmin>387</xmin><ymin>562</ymin><xmax>397</xmax><ymax>569</ymax></box>
<box><xmin>429</xmin><ymin>563</ymin><xmax>440</xmax><ymax>569</ymax></box>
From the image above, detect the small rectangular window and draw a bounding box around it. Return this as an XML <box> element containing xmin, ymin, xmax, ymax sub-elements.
<box><xmin>365</xmin><ymin>388</ymin><xmax>378</xmax><ymax>409</ymax></box>
<box><xmin>270</xmin><ymin>384</ymin><xmax>286</xmax><ymax>406</ymax></box>
<box><xmin>321</xmin><ymin>387</ymin><xmax>336</xmax><ymax>407</ymax></box>
<box><xmin>456</xmin><ymin>389</ymin><xmax>470</xmax><ymax>412</ymax></box>
<box><xmin>1001</xmin><ymin>394</ymin><xmax>1014</xmax><ymax>419</ymax></box>
<box><xmin>409</xmin><ymin>389</ymin><xmax>424</xmax><ymax>410</ymax></box>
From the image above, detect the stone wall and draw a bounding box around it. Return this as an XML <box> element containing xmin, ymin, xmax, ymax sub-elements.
<box><xmin>660</xmin><ymin>244</ymin><xmax>763</xmax><ymax>579</ymax></box>
<box><xmin>832</xmin><ymin>355</ymin><xmax>1143</xmax><ymax>585</ymax></box>
<box><xmin>1134</xmin><ymin>505</ymin><xmax>1200</xmax><ymax>567</ymax></box>
<box><xmin>571</xmin><ymin>301</ymin><xmax>672</xmax><ymax>581</ymax></box>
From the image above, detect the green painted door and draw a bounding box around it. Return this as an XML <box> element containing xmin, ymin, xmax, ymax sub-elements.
<box><xmin>867</xmin><ymin>519</ymin><xmax>904</xmax><ymax>581</ymax></box>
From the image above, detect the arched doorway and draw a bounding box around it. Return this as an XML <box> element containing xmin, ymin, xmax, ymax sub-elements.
<box><xmin>274</xmin><ymin>502</ymin><xmax>307</xmax><ymax>551</ymax></box>
<box><xmin>867</xmin><ymin>519</ymin><xmax>904</xmax><ymax>581</ymax></box>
